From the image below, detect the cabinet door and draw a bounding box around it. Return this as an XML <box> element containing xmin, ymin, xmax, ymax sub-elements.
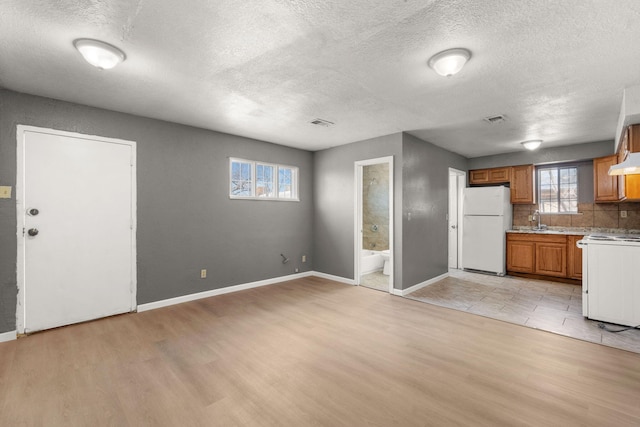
<box><xmin>469</xmin><ymin>169</ymin><xmax>489</xmax><ymax>184</ymax></box>
<box><xmin>629</xmin><ymin>124</ymin><xmax>640</xmax><ymax>152</ymax></box>
<box><xmin>488</xmin><ymin>167</ymin><xmax>510</xmax><ymax>183</ymax></box>
<box><xmin>507</xmin><ymin>240</ymin><xmax>535</xmax><ymax>273</ymax></box>
<box><xmin>618</xmin><ymin>145</ymin><xmax>627</xmax><ymax>200</ymax></box>
<box><xmin>624</xmin><ymin>125</ymin><xmax>640</xmax><ymax>200</ymax></box>
<box><xmin>594</xmin><ymin>155</ymin><xmax>619</xmax><ymax>202</ymax></box>
<box><xmin>566</xmin><ymin>235</ymin><xmax>583</xmax><ymax>280</ymax></box>
<box><xmin>535</xmin><ymin>242</ymin><xmax>567</xmax><ymax>277</ymax></box>
<box><xmin>510</xmin><ymin>165</ymin><xmax>535</xmax><ymax>204</ymax></box>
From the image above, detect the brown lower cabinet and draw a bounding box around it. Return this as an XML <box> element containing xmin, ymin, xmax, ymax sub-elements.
<box><xmin>506</xmin><ymin>233</ymin><xmax>583</xmax><ymax>280</ymax></box>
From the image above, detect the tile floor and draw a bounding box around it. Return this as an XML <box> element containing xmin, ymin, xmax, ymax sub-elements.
<box><xmin>405</xmin><ymin>269</ymin><xmax>640</xmax><ymax>354</ymax></box>
<box><xmin>360</xmin><ymin>271</ymin><xmax>389</xmax><ymax>293</ymax></box>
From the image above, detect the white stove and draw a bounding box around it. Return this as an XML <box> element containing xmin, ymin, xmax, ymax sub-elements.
<box><xmin>577</xmin><ymin>234</ymin><xmax>640</xmax><ymax>326</ymax></box>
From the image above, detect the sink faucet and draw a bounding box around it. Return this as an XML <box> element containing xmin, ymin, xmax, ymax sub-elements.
<box><xmin>532</xmin><ymin>209</ymin><xmax>547</xmax><ymax>230</ymax></box>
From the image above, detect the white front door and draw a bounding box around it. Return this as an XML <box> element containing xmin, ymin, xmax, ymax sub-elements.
<box><xmin>17</xmin><ymin>126</ymin><xmax>136</xmax><ymax>333</ymax></box>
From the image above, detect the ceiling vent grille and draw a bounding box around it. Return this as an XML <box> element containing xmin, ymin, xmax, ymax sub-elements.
<box><xmin>483</xmin><ymin>115</ymin><xmax>506</xmax><ymax>124</ymax></box>
<box><xmin>310</xmin><ymin>118</ymin><xmax>334</xmax><ymax>127</ymax></box>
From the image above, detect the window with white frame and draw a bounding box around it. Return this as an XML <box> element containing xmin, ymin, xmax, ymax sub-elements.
<box><xmin>230</xmin><ymin>158</ymin><xmax>298</xmax><ymax>201</ymax></box>
<box><xmin>537</xmin><ymin>166</ymin><xmax>578</xmax><ymax>213</ymax></box>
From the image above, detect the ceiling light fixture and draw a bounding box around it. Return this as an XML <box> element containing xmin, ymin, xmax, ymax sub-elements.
<box><xmin>73</xmin><ymin>38</ymin><xmax>126</xmax><ymax>70</ymax></box>
<box><xmin>609</xmin><ymin>153</ymin><xmax>640</xmax><ymax>175</ymax></box>
<box><xmin>521</xmin><ymin>140</ymin><xmax>542</xmax><ymax>150</ymax></box>
<box><xmin>428</xmin><ymin>48</ymin><xmax>471</xmax><ymax>77</ymax></box>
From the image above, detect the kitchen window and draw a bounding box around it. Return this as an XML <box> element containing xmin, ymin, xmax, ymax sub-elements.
<box><xmin>230</xmin><ymin>158</ymin><xmax>298</xmax><ymax>201</ymax></box>
<box><xmin>537</xmin><ymin>166</ymin><xmax>578</xmax><ymax>213</ymax></box>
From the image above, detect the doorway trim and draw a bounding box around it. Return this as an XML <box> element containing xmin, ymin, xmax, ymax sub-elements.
<box><xmin>448</xmin><ymin>168</ymin><xmax>466</xmax><ymax>269</ymax></box>
<box><xmin>15</xmin><ymin>125</ymin><xmax>137</xmax><ymax>334</ymax></box>
<box><xmin>354</xmin><ymin>156</ymin><xmax>394</xmax><ymax>293</ymax></box>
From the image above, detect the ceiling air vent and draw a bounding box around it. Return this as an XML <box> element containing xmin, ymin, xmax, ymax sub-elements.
<box><xmin>483</xmin><ymin>114</ymin><xmax>506</xmax><ymax>124</ymax></box>
<box><xmin>310</xmin><ymin>118</ymin><xmax>334</xmax><ymax>127</ymax></box>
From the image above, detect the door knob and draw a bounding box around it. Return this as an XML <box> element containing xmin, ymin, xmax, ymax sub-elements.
<box><xmin>451</xmin><ymin>225</ymin><xmax>457</xmax><ymax>229</ymax></box>
<box><xmin>28</xmin><ymin>208</ymin><xmax>39</xmax><ymax>216</ymax></box>
<box><xmin>27</xmin><ymin>228</ymin><xmax>39</xmax><ymax>237</ymax></box>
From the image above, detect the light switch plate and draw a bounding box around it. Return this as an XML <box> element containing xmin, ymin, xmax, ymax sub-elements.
<box><xmin>0</xmin><ymin>186</ymin><xmax>12</xmax><ymax>199</ymax></box>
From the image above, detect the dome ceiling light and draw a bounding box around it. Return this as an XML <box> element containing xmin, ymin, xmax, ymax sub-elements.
<box><xmin>73</xmin><ymin>38</ymin><xmax>126</xmax><ymax>70</ymax></box>
<box><xmin>428</xmin><ymin>48</ymin><xmax>471</xmax><ymax>77</ymax></box>
<box><xmin>521</xmin><ymin>140</ymin><xmax>542</xmax><ymax>150</ymax></box>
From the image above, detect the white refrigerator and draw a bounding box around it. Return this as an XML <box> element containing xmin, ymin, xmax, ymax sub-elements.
<box><xmin>461</xmin><ymin>186</ymin><xmax>512</xmax><ymax>276</ymax></box>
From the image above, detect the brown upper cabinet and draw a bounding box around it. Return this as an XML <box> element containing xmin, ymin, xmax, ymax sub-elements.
<box><xmin>595</xmin><ymin>124</ymin><xmax>640</xmax><ymax>202</ymax></box>
<box><xmin>594</xmin><ymin>154</ymin><xmax>620</xmax><ymax>202</ymax></box>
<box><xmin>469</xmin><ymin>164</ymin><xmax>535</xmax><ymax>204</ymax></box>
<box><xmin>469</xmin><ymin>167</ymin><xmax>510</xmax><ymax>184</ymax></box>
<box><xmin>622</xmin><ymin>125</ymin><xmax>640</xmax><ymax>201</ymax></box>
<box><xmin>510</xmin><ymin>165</ymin><xmax>535</xmax><ymax>204</ymax></box>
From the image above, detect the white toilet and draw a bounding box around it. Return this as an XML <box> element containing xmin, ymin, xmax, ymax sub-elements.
<box><xmin>381</xmin><ymin>250</ymin><xmax>391</xmax><ymax>275</ymax></box>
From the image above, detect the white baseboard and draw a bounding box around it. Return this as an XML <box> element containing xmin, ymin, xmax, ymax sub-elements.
<box><xmin>138</xmin><ymin>271</ymin><xmax>314</xmax><ymax>312</ymax></box>
<box><xmin>393</xmin><ymin>272</ymin><xmax>449</xmax><ymax>296</ymax></box>
<box><xmin>0</xmin><ymin>330</ymin><xmax>17</xmax><ymax>343</ymax></box>
<box><xmin>311</xmin><ymin>271</ymin><xmax>356</xmax><ymax>285</ymax></box>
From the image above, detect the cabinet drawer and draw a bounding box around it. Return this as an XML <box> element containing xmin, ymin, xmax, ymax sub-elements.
<box><xmin>507</xmin><ymin>233</ymin><xmax>566</xmax><ymax>244</ymax></box>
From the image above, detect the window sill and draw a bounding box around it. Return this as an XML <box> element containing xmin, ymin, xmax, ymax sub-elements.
<box><xmin>229</xmin><ymin>196</ymin><xmax>300</xmax><ymax>202</ymax></box>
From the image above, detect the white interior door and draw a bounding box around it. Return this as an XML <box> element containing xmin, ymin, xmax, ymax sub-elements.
<box><xmin>448</xmin><ymin>169</ymin><xmax>465</xmax><ymax>269</ymax></box>
<box><xmin>448</xmin><ymin>174</ymin><xmax>458</xmax><ymax>268</ymax></box>
<box><xmin>17</xmin><ymin>126</ymin><xmax>136</xmax><ymax>333</ymax></box>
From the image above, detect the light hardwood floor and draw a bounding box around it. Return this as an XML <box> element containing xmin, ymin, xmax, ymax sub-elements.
<box><xmin>1</xmin><ymin>276</ymin><xmax>639</xmax><ymax>426</ymax></box>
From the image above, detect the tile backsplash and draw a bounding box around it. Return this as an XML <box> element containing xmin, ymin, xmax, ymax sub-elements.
<box><xmin>513</xmin><ymin>203</ymin><xmax>640</xmax><ymax>230</ymax></box>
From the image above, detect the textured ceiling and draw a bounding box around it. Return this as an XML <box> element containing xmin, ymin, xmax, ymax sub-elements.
<box><xmin>1</xmin><ymin>0</ymin><xmax>640</xmax><ymax>157</ymax></box>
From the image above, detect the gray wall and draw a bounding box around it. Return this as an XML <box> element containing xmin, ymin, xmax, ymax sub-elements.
<box><xmin>468</xmin><ymin>141</ymin><xmax>611</xmax><ymax>204</ymax></box>
<box><xmin>313</xmin><ymin>132</ymin><xmax>468</xmax><ymax>290</ymax></box>
<box><xmin>468</xmin><ymin>141</ymin><xmax>612</xmax><ymax>169</ymax></box>
<box><xmin>313</xmin><ymin>133</ymin><xmax>404</xmax><ymax>286</ymax></box>
<box><xmin>402</xmin><ymin>133</ymin><xmax>468</xmax><ymax>288</ymax></box>
<box><xmin>0</xmin><ymin>89</ymin><xmax>313</xmax><ymax>333</ymax></box>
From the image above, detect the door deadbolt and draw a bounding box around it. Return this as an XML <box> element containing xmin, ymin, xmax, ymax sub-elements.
<box><xmin>28</xmin><ymin>208</ymin><xmax>39</xmax><ymax>216</ymax></box>
<box><xmin>27</xmin><ymin>228</ymin><xmax>39</xmax><ymax>236</ymax></box>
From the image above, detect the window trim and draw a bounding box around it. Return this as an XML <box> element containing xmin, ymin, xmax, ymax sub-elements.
<box><xmin>536</xmin><ymin>165</ymin><xmax>578</xmax><ymax>214</ymax></box>
<box><xmin>229</xmin><ymin>157</ymin><xmax>299</xmax><ymax>201</ymax></box>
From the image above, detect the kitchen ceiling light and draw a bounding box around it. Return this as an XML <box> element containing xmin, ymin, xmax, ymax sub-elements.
<box><xmin>73</xmin><ymin>38</ymin><xmax>126</xmax><ymax>70</ymax></box>
<box><xmin>609</xmin><ymin>152</ymin><xmax>640</xmax><ymax>175</ymax></box>
<box><xmin>428</xmin><ymin>48</ymin><xmax>471</xmax><ymax>77</ymax></box>
<box><xmin>521</xmin><ymin>140</ymin><xmax>542</xmax><ymax>150</ymax></box>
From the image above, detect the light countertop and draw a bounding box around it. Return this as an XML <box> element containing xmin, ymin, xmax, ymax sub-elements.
<box><xmin>507</xmin><ymin>227</ymin><xmax>640</xmax><ymax>236</ymax></box>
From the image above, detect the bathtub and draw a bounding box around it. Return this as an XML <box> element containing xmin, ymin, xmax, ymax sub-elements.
<box><xmin>361</xmin><ymin>250</ymin><xmax>384</xmax><ymax>274</ymax></box>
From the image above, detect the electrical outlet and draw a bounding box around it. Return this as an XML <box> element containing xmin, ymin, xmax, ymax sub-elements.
<box><xmin>0</xmin><ymin>186</ymin><xmax>11</xmax><ymax>199</ymax></box>
<box><xmin>528</xmin><ymin>215</ymin><xmax>533</xmax><ymax>222</ymax></box>
<box><xmin>295</xmin><ymin>268</ymin><xmax>299</xmax><ymax>273</ymax></box>
<box><xmin>302</xmin><ymin>255</ymin><xmax>306</xmax><ymax>263</ymax></box>
<box><xmin>621</xmin><ymin>210</ymin><xmax>628</xmax><ymax>218</ymax></box>
<box><xmin>200</xmin><ymin>269</ymin><xmax>207</xmax><ymax>279</ymax></box>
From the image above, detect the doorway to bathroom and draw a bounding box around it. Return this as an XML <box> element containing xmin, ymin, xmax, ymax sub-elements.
<box><xmin>448</xmin><ymin>168</ymin><xmax>466</xmax><ymax>269</ymax></box>
<box><xmin>354</xmin><ymin>156</ymin><xmax>394</xmax><ymax>293</ymax></box>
